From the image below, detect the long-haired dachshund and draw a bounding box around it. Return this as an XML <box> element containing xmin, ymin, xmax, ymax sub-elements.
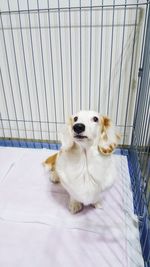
<box><xmin>44</xmin><ymin>110</ymin><xmax>120</xmax><ymax>214</ymax></box>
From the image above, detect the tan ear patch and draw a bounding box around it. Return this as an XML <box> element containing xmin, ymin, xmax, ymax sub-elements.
<box><xmin>43</xmin><ymin>153</ymin><xmax>58</xmax><ymax>171</ymax></box>
<box><xmin>101</xmin><ymin>116</ymin><xmax>112</xmax><ymax>129</ymax></box>
<box><xmin>100</xmin><ymin>116</ymin><xmax>112</xmax><ymax>136</ymax></box>
<box><xmin>99</xmin><ymin>115</ymin><xmax>119</xmax><ymax>155</ymax></box>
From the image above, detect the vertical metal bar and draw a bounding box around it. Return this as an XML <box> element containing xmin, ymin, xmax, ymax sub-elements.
<box><xmin>123</xmin><ymin>0</ymin><xmax>139</xmax><ymax>145</ymax></box>
<box><xmin>134</xmin><ymin>7</ymin><xmax>150</xmax><ymax>154</ymax></box>
<box><xmin>129</xmin><ymin>4</ymin><xmax>150</xmax><ymax>260</ymax></box>
<box><xmin>7</xmin><ymin>0</ymin><xmax>28</xmax><ymax>147</ymax></box>
<box><xmin>98</xmin><ymin>0</ymin><xmax>103</xmax><ymax>113</ymax></box>
<box><xmin>131</xmin><ymin>3</ymin><xmax>149</xmax><ymax>133</ymax></box>
<box><xmin>144</xmin><ymin>144</ymin><xmax>150</xmax><ymax>196</ymax></box>
<box><xmin>0</xmin><ymin>14</ymin><xmax>21</xmax><ymax>146</ymax></box>
<box><xmin>0</xmin><ymin>72</ymin><xmax>5</xmax><ymax>142</ymax></box>
<box><xmin>141</xmin><ymin>138</ymin><xmax>150</xmax><ymax>183</ymax></box>
<box><xmin>142</xmin><ymin>217</ymin><xmax>150</xmax><ymax>261</ymax></box>
<box><xmin>131</xmin><ymin>4</ymin><xmax>150</xmax><ymax>183</ymax></box>
<box><xmin>89</xmin><ymin>0</ymin><xmax>92</xmax><ymax>110</ymax></box>
<box><xmin>115</xmin><ymin>1</ymin><xmax>127</xmax><ymax>124</ymax></box>
<box><xmin>0</xmin><ymin>72</ymin><xmax>7</xmax><ymax>146</ymax></box>
<box><xmin>0</xmin><ymin>68</ymin><xmax>13</xmax><ymax>146</ymax></box>
<box><xmin>79</xmin><ymin>0</ymin><xmax>82</xmax><ymax>110</ymax></box>
<box><xmin>135</xmin><ymin>167</ymin><xmax>143</xmax><ymax>214</ymax></box>
<box><xmin>47</xmin><ymin>0</ymin><xmax>58</xmax><ymax>144</ymax></box>
<box><xmin>17</xmin><ymin>0</ymin><xmax>35</xmax><ymax>148</ymax></box>
<box><xmin>37</xmin><ymin>0</ymin><xmax>51</xmax><ymax>148</ymax></box>
<box><xmin>139</xmin><ymin>66</ymin><xmax>150</xmax><ymax>153</ymax></box>
<box><xmin>135</xmin><ymin>46</ymin><xmax>150</xmax><ymax>149</ymax></box>
<box><xmin>58</xmin><ymin>0</ymin><xmax>65</xmax><ymax>122</ymax></box>
<box><xmin>0</xmin><ymin>111</ymin><xmax>5</xmax><ymax>145</ymax></box>
<box><xmin>68</xmin><ymin>0</ymin><xmax>73</xmax><ymax>114</ymax></box>
<box><xmin>107</xmin><ymin>0</ymin><xmax>115</xmax><ymax>115</ymax></box>
<box><xmin>141</xmin><ymin>121</ymin><xmax>150</xmax><ymax>180</ymax></box>
<box><xmin>27</xmin><ymin>0</ymin><xmax>43</xmax><ymax>146</ymax></box>
<box><xmin>144</xmin><ymin>143</ymin><xmax>150</xmax><ymax>179</ymax></box>
<box><xmin>140</xmin><ymin>93</ymin><xmax>150</xmax><ymax>169</ymax></box>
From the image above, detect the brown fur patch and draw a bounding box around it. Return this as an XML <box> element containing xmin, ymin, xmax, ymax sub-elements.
<box><xmin>99</xmin><ymin>116</ymin><xmax>119</xmax><ymax>155</ymax></box>
<box><xmin>109</xmin><ymin>145</ymin><xmax>114</xmax><ymax>151</ymax></box>
<box><xmin>102</xmin><ymin>148</ymin><xmax>108</xmax><ymax>154</ymax></box>
<box><xmin>43</xmin><ymin>153</ymin><xmax>58</xmax><ymax>170</ymax></box>
<box><xmin>102</xmin><ymin>116</ymin><xmax>111</xmax><ymax>128</ymax></box>
<box><xmin>98</xmin><ymin>143</ymin><xmax>117</xmax><ymax>156</ymax></box>
<box><xmin>103</xmin><ymin>148</ymin><xmax>111</xmax><ymax>155</ymax></box>
<box><xmin>100</xmin><ymin>116</ymin><xmax>112</xmax><ymax>135</ymax></box>
<box><xmin>109</xmin><ymin>143</ymin><xmax>116</xmax><ymax>150</ymax></box>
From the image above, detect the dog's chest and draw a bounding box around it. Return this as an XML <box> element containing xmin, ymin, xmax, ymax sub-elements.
<box><xmin>56</xmin><ymin>148</ymin><xmax>113</xmax><ymax>204</ymax></box>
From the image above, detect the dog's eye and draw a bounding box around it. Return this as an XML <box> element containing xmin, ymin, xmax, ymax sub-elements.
<box><xmin>74</xmin><ymin>116</ymin><xmax>78</xmax><ymax>122</ymax></box>
<box><xmin>93</xmin><ymin>116</ymin><xmax>99</xmax><ymax>122</ymax></box>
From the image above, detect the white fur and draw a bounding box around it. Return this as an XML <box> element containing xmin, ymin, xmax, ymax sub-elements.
<box><xmin>54</xmin><ymin>110</ymin><xmax>118</xmax><ymax>212</ymax></box>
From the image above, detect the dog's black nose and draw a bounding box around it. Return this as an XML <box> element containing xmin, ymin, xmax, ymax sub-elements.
<box><xmin>73</xmin><ymin>123</ymin><xmax>85</xmax><ymax>134</ymax></box>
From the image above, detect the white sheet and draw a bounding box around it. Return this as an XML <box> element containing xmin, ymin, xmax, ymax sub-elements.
<box><xmin>0</xmin><ymin>147</ymin><xmax>144</xmax><ymax>267</ymax></box>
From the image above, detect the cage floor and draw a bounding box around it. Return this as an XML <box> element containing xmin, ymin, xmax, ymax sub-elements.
<box><xmin>0</xmin><ymin>147</ymin><xmax>144</xmax><ymax>267</ymax></box>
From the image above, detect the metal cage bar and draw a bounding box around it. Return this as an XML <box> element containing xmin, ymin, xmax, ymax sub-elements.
<box><xmin>129</xmin><ymin>2</ymin><xmax>150</xmax><ymax>264</ymax></box>
<box><xmin>0</xmin><ymin>1</ymin><xmax>148</xmax><ymax>145</ymax></box>
<box><xmin>0</xmin><ymin>1</ymin><xmax>150</xmax><ymax>15</ymax></box>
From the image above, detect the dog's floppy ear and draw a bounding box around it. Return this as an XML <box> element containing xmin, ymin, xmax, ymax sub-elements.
<box><xmin>60</xmin><ymin>117</ymin><xmax>74</xmax><ymax>151</ymax></box>
<box><xmin>98</xmin><ymin>116</ymin><xmax>120</xmax><ymax>155</ymax></box>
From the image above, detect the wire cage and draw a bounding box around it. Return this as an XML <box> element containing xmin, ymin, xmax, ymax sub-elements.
<box><xmin>0</xmin><ymin>0</ymin><xmax>149</xmax><ymax>266</ymax></box>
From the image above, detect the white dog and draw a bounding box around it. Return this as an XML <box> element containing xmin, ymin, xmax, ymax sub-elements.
<box><xmin>44</xmin><ymin>110</ymin><xmax>120</xmax><ymax>214</ymax></box>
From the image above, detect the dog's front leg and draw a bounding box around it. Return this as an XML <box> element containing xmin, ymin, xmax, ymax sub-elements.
<box><xmin>69</xmin><ymin>198</ymin><xmax>83</xmax><ymax>214</ymax></box>
<box><xmin>50</xmin><ymin>170</ymin><xmax>60</xmax><ymax>183</ymax></box>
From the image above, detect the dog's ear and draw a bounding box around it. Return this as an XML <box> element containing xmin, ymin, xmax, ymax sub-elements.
<box><xmin>98</xmin><ymin>116</ymin><xmax>120</xmax><ymax>155</ymax></box>
<box><xmin>60</xmin><ymin>117</ymin><xmax>74</xmax><ymax>151</ymax></box>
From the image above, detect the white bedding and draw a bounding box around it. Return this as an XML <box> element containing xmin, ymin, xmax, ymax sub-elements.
<box><xmin>0</xmin><ymin>147</ymin><xmax>144</xmax><ymax>267</ymax></box>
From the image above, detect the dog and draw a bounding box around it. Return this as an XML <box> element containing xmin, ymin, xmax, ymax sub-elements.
<box><xmin>43</xmin><ymin>110</ymin><xmax>120</xmax><ymax>214</ymax></box>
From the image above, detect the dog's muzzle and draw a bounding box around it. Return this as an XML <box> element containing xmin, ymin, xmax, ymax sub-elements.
<box><xmin>73</xmin><ymin>123</ymin><xmax>85</xmax><ymax>134</ymax></box>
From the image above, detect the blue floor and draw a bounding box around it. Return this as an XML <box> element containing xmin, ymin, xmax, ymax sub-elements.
<box><xmin>0</xmin><ymin>139</ymin><xmax>61</xmax><ymax>150</ymax></box>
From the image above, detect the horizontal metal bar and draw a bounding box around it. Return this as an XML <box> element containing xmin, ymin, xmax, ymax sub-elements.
<box><xmin>0</xmin><ymin>3</ymin><xmax>149</xmax><ymax>16</ymax></box>
<box><xmin>0</xmin><ymin>118</ymin><xmax>134</xmax><ymax>128</ymax></box>
<box><xmin>1</xmin><ymin>128</ymin><xmax>60</xmax><ymax>134</ymax></box>
<box><xmin>0</xmin><ymin>24</ymin><xmax>138</xmax><ymax>31</ymax></box>
<box><xmin>0</xmin><ymin>137</ymin><xmax>61</xmax><ymax>144</ymax></box>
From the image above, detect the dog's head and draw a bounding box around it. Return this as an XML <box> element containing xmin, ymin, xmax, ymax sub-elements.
<box><xmin>61</xmin><ymin>110</ymin><xmax>120</xmax><ymax>155</ymax></box>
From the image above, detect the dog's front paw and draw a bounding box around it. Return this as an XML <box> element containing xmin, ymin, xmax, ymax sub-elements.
<box><xmin>93</xmin><ymin>201</ymin><xmax>103</xmax><ymax>209</ymax></box>
<box><xmin>69</xmin><ymin>199</ymin><xmax>83</xmax><ymax>214</ymax></box>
